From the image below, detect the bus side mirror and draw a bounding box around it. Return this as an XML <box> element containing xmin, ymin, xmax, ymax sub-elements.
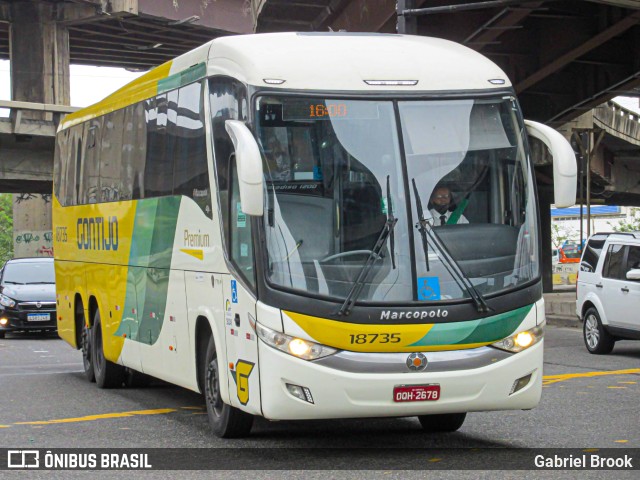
<box><xmin>525</xmin><ymin>120</ymin><xmax>577</xmax><ymax>208</ymax></box>
<box><xmin>225</xmin><ymin>120</ymin><xmax>264</xmax><ymax>216</ymax></box>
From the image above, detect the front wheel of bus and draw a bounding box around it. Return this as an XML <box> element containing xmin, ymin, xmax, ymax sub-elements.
<box><xmin>91</xmin><ymin>309</ymin><xmax>124</xmax><ymax>388</ymax></box>
<box><xmin>204</xmin><ymin>337</ymin><xmax>253</xmax><ymax>438</ymax></box>
<box><xmin>418</xmin><ymin>413</ymin><xmax>466</xmax><ymax>433</ymax></box>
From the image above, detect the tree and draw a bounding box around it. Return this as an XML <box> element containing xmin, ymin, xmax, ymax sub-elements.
<box><xmin>0</xmin><ymin>193</ymin><xmax>13</xmax><ymax>264</ymax></box>
<box><xmin>610</xmin><ymin>207</ymin><xmax>640</xmax><ymax>233</ymax></box>
<box><xmin>551</xmin><ymin>223</ymin><xmax>570</xmax><ymax>249</ymax></box>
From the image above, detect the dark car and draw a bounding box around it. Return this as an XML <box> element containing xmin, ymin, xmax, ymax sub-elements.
<box><xmin>0</xmin><ymin>257</ymin><xmax>57</xmax><ymax>338</ymax></box>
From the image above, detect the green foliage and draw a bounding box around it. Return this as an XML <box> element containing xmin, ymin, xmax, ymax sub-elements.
<box><xmin>0</xmin><ymin>193</ymin><xmax>13</xmax><ymax>264</ymax></box>
<box><xmin>610</xmin><ymin>207</ymin><xmax>640</xmax><ymax>233</ymax></box>
<box><xmin>551</xmin><ymin>223</ymin><xmax>569</xmax><ymax>249</ymax></box>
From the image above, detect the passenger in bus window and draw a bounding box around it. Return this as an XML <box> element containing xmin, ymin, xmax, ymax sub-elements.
<box><xmin>427</xmin><ymin>185</ymin><xmax>469</xmax><ymax>225</ymax></box>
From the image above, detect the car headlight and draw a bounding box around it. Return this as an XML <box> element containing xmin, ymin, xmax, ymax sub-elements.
<box><xmin>256</xmin><ymin>322</ymin><xmax>338</xmax><ymax>360</ymax></box>
<box><xmin>491</xmin><ymin>322</ymin><xmax>544</xmax><ymax>353</ymax></box>
<box><xmin>0</xmin><ymin>294</ymin><xmax>16</xmax><ymax>308</ymax></box>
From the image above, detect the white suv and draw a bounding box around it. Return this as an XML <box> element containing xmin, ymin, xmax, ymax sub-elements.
<box><xmin>576</xmin><ymin>232</ymin><xmax>640</xmax><ymax>354</ymax></box>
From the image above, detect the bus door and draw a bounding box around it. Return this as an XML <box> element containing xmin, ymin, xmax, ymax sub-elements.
<box><xmin>222</xmin><ymin>276</ymin><xmax>261</xmax><ymax>415</ymax></box>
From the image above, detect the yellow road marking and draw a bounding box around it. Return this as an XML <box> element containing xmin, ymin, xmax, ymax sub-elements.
<box><xmin>618</xmin><ymin>381</ymin><xmax>637</xmax><ymax>384</ymax></box>
<box><xmin>0</xmin><ymin>425</ymin><xmax>10</xmax><ymax>428</ymax></box>
<box><xmin>607</xmin><ymin>386</ymin><xmax>626</xmax><ymax>389</ymax></box>
<box><xmin>13</xmin><ymin>408</ymin><xmax>177</xmax><ymax>426</ymax></box>
<box><xmin>615</xmin><ymin>440</ymin><xmax>629</xmax><ymax>444</ymax></box>
<box><xmin>543</xmin><ymin>369</ymin><xmax>640</xmax><ymax>386</ymax></box>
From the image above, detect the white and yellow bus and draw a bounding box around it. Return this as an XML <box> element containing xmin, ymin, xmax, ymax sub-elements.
<box><xmin>53</xmin><ymin>32</ymin><xmax>576</xmax><ymax>437</ymax></box>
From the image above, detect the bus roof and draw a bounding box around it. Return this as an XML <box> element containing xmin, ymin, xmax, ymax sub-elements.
<box><xmin>61</xmin><ymin>32</ymin><xmax>510</xmax><ymax>129</ymax></box>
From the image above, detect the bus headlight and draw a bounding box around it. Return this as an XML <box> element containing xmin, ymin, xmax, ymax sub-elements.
<box><xmin>0</xmin><ymin>294</ymin><xmax>16</xmax><ymax>308</ymax></box>
<box><xmin>256</xmin><ymin>323</ymin><xmax>338</xmax><ymax>360</ymax></box>
<box><xmin>491</xmin><ymin>322</ymin><xmax>544</xmax><ymax>353</ymax></box>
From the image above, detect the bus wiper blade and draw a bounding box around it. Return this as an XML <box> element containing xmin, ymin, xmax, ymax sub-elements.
<box><xmin>426</xmin><ymin>227</ymin><xmax>491</xmax><ymax>314</ymax></box>
<box><xmin>337</xmin><ymin>216</ymin><xmax>398</xmax><ymax>317</ymax></box>
<box><xmin>411</xmin><ymin>179</ymin><xmax>429</xmax><ymax>272</ymax></box>
<box><xmin>386</xmin><ymin>175</ymin><xmax>396</xmax><ymax>269</ymax></box>
<box><xmin>410</xmin><ymin>178</ymin><xmax>490</xmax><ymax>314</ymax></box>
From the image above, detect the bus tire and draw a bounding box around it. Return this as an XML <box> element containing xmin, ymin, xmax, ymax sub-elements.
<box><xmin>203</xmin><ymin>337</ymin><xmax>253</xmax><ymax>438</ymax></box>
<box><xmin>81</xmin><ymin>322</ymin><xmax>95</xmax><ymax>383</ymax></box>
<box><xmin>78</xmin><ymin>302</ymin><xmax>95</xmax><ymax>383</ymax></box>
<box><xmin>583</xmin><ymin>307</ymin><xmax>615</xmax><ymax>354</ymax></box>
<box><xmin>91</xmin><ymin>308</ymin><xmax>124</xmax><ymax>388</ymax></box>
<box><xmin>418</xmin><ymin>413</ymin><xmax>466</xmax><ymax>433</ymax></box>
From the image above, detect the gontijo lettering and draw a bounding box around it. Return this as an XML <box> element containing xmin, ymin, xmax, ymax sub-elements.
<box><xmin>77</xmin><ymin>216</ymin><xmax>119</xmax><ymax>251</ymax></box>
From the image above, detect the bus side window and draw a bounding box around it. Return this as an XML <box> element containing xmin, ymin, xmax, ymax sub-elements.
<box><xmin>82</xmin><ymin>118</ymin><xmax>102</xmax><ymax>204</ymax></box>
<box><xmin>229</xmin><ymin>155</ymin><xmax>255</xmax><ymax>287</ymax></box>
<box><xmin>121</xmin><ymin>102</ymin><xmax>147</xmax><ymax>200</ymax></box>
<box><xmin>209</xmin><ymin>77</ymin><xmax>248</xmax><ymax>248</ymax></box>
<box><xmin>173</xmin><ymin>81</ymin><xmax>210</xmax><ymax>217</ymax></box>
<box><xmin>144</xmin><ymin>94</ymin><xmax>174</xmax><ymax>197</ymax></box>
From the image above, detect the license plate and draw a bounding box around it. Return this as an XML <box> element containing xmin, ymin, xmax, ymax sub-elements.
<box><xmin>393</xmin><ymin>384</ymin><xmax>440</xmax><ymax>403</ymax></box>
<box><xmin>27</xmin><ymin>313</ymin><xmax>50</xmax><ymax>322</ymax></box>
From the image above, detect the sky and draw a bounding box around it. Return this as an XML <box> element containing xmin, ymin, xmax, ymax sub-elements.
<box><xmin>0</xmin><ymin>59</ymin><xmax>143</xmax><ymax>109</ymax></box>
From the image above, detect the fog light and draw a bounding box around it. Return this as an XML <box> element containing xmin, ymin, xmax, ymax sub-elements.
<box><xmin>0</xmin><ymin>318</ymin><xmax>8</xmax><ymax>326</ymax></box>
<box><xmin>286</xmin><ymin>383</ymin><xmax>314</xmax><ymax>404</ymax></box>
<box><xmin>510</xmin><ymin>373</ymin><xmax>533</xmax><ymax>395</ymax></box>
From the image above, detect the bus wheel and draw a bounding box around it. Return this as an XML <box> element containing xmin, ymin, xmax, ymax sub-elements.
<box><xmin>81</xmin><ymin>322</ymin><xmax>95</xmax><ymax>383</ymax></box>
<box><xmin>78</xmin><ymin>303</ymin><xmax>95</xmax><ymax>383</ymax></box>
<box><xmin>203</xmin><ymin>337</ymin><xmax>253</xmax><ymax>438</ymax></box>
<box><xmin>418</xmin><ymin>413</ymin><xmax>466</xmax><ymax>433</ymax></box>
<box><xmin>91</xmin><ymin>308</ymin><xmax>124</xmax><ymax>388</ymax></box>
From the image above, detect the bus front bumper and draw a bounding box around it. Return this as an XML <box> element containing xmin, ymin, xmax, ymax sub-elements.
<box><xmin>258</xmin><ymin>340</ymin><xmax>542</xmax><ymax>420</ymax></box>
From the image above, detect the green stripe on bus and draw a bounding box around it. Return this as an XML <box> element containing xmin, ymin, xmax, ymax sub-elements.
<box><xmin>408</xmin><ymin>304</ymin><xmax>533</xmax><ymax>347</ymax></box>
<box><xmin>115</xmin><ymin>197</ymin><xmax>181</xmax><ymax>345</ymax></box>
<box><xmin>158</xmin><ymin>62</ymin><xmax>206</xmax><ymax>93</ymax></box>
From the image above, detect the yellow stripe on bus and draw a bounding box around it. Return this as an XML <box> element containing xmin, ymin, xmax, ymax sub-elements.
<box><xmin>61</xmin><ymin>61</ymin><xmax>173</xmax><ymax>129</ymax></box>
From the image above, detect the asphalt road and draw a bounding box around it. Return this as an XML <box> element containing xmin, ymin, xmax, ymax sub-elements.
<box><xmin>0</xmin><ymin>325</ymin><xmax>639</xmax><ymax>475</ymax></box>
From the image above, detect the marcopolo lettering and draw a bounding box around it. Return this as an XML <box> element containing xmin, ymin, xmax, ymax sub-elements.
<box><xmin>380</xmin><ymin>309</ymin><xmax>448</xmax><ymax>321</ymax></box>
<box><xmin>77</xmin><ymin>216</ymin><xmax>119</xmax><ymax>251</ymax></box>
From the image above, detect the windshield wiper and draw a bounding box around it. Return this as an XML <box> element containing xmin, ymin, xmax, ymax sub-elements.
<box><xmin>337</xmin><ymin>177</ymin><xmax>397</xmax><ymax>316</ymax></box>
<box><xmin>27</xmin><ymin>282</ymin><xmax>55</xmax><ymax>285</ymax></box>
<box><xmin>386</xmin><ymin>175</ymin><xmax>396</xmax><ymax>269</ymax></box>
<box><xmin>3</xmin><ymin>281</ymin><xmax>24</xmax><ymax>284</ymax></box>
<box><xmin>411</xmin><ymin>179</ymin><xmax>490</xmax><ymax>314</ymax></box>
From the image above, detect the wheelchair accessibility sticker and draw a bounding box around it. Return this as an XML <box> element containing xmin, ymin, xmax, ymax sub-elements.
<box><xmin>417</xmin><ymin>277</ymin><xmax>441</xmax><ymax>301</ymax></box>
<box><xmin>231</xmin><ymin>280</ymin><xmax>238</xmax><ymax>303</ymax></box>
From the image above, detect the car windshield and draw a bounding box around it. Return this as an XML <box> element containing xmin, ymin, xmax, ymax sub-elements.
<box><xmin>2</xmin><ymin>262</ymin><xmax>55</xmax><ymax>285</ymax></box>
<box><xmin>254</xmin><ymin>95</ymin><xmax>538</xmax><ymax>305</ymax></box>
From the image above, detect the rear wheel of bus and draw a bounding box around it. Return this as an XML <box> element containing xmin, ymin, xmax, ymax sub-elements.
<box><xmin>203</xmin><ymin>336</ymin><xmax>253</xmax><ymax>438</ymax></box>
<box><xmin>78</xmin><ymin>300</ymin><xmax>95</xmax><ymax>383</ymax></box>
<box><xmin>91</xmin><ymin>308</ymin><xmax>125</xmax><ymax>388</ymax></box>
<box><xmin>418</xmin><ymin>413</ymin><xmax>466</xmax><ymax>433</ymax></box>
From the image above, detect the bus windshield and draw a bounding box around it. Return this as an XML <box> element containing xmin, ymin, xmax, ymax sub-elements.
<box><xmin>254</xmin><ymin>95</ymin><xmax>538</xmax><ymax>305</ymax></box>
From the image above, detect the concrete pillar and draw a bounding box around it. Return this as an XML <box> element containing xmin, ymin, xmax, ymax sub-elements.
<box><xmin>10</xmin><ymin>0</ymin><xmax>70</xmax><ymax>121</ymax></box>
<box><xmin>12</xmin><ymin>194</ymin><xmax>53</xmax><ymax>258</ymax></box>
<box><xmin>538</xmin><ymin>186</ymin><xmax>554</xmax><ymax>293</ymax></box>
<box><xmin>9</xmin><ymin>1</ymin><xmax>70</xmax><ymax>254</ymax></box>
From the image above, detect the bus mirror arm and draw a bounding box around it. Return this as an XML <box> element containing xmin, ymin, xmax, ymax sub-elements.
<box><xmin>225</xmin><ymin>120</ymin><xmax>265</xmax><ymax>216</ymax></box>
<box><xmin>524</xmin><ymin>120</ymin><xmax>577</xmax><ymax>208</ymax></box>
